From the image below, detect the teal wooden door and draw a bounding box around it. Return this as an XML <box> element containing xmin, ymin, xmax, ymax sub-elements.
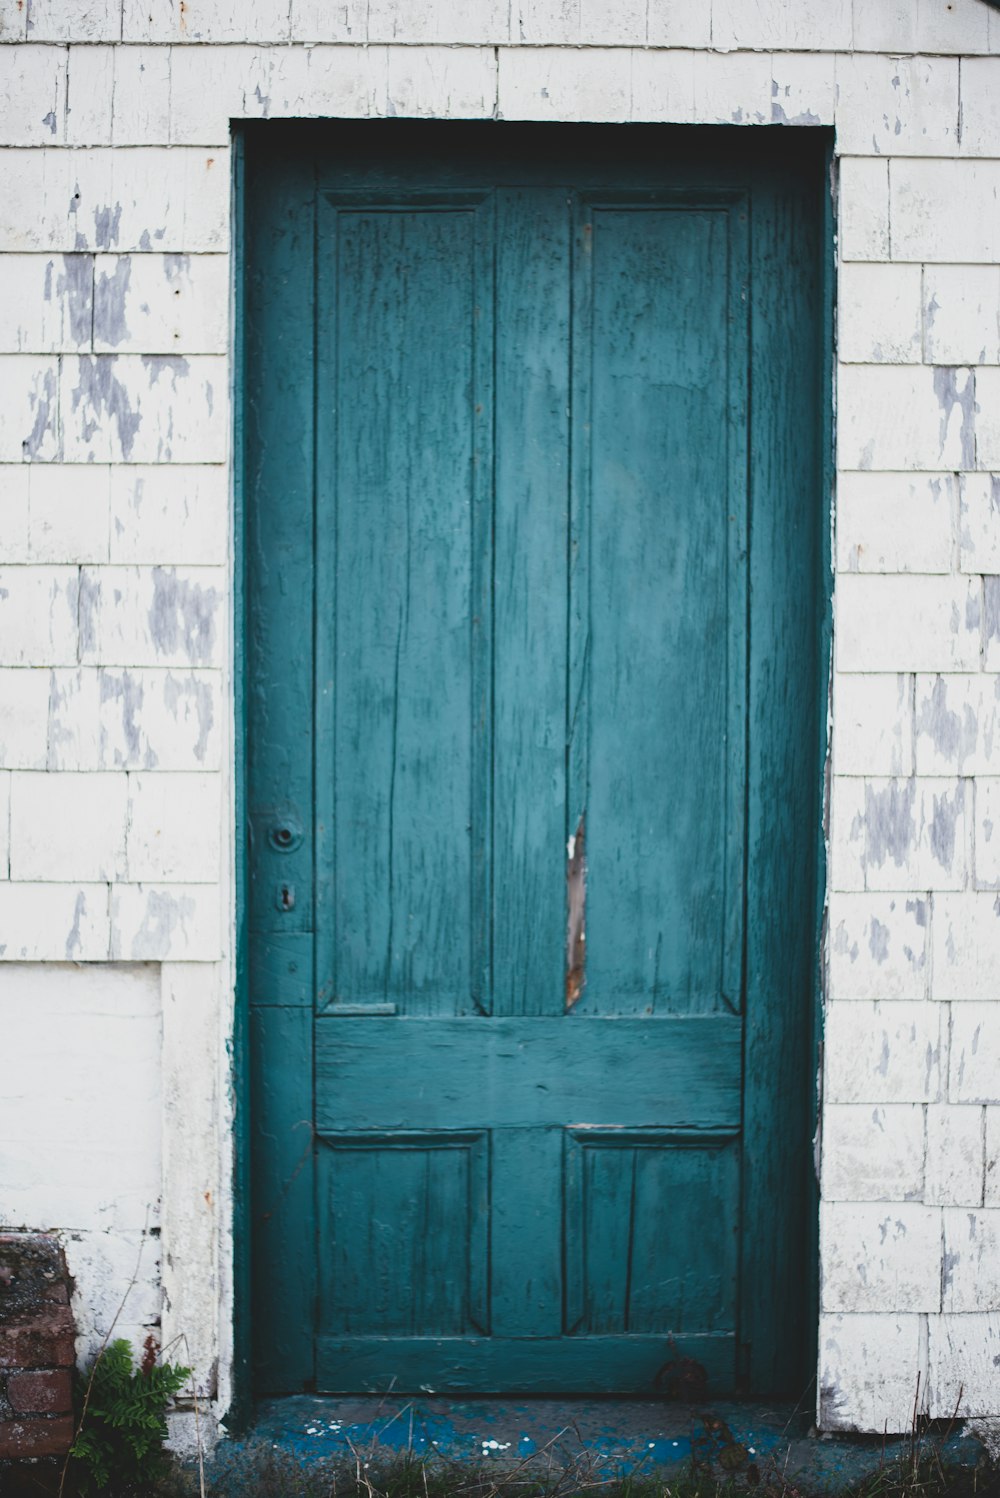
<box><xmin>246</xmin><ymin>124</ymin><xmax>827</xmax><ymax>1397</ymax></box>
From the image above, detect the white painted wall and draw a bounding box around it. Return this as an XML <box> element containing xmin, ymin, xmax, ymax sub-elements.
<box><xmin>1</xmin><ymin>0</ymin><xmax>999</xmax><ymax>1439</ymax></box>
<box><xmin>0</xmin><ymin>964</ymin><xmax>161</xmax><ymax>1360</ymax></box>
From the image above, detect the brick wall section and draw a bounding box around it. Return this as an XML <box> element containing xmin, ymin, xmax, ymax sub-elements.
<box><xmin>0</xmin><ymin>1235</ymin><xmax>75</xmax><ymax>1462</ymax></box>
<box><xmin>0</xmin><ymin>0</ymin><xmax>999</xmax><ymax>1440</ymax></box>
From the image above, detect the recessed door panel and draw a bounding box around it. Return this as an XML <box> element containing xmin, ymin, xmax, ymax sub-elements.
<box><xmin>573</xmin><ymin>201</ymin><xmax>748</xmax><ymax>1015</ymax></box>
<box><xmin>319</xmin><ymin>200</ymin><xmax>494</xmax><ymax>1016</ymax></box>
<box><xmin>564</xmin><ymin>1130</ymin><xmax>740</xmax><ymax>1336</ymax></box>
<box><xmin>317</xmin><ymin>1133</ymin><xmax>489</xmax><ymax>1337</ymax></box>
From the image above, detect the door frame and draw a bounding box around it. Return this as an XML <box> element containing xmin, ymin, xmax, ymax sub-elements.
<box><xmin>229</xmin><ymin>120</ymin><xmax>836</xmax><ymax>1424</ymax></box>
<box><xmin>231</xmin><ymin>121</ymin><xmax>252</xmax><ymax>1430</ymax></box>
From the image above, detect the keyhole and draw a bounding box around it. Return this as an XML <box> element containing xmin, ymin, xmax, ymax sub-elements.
<box><xmin>275</xmin><ymin>827</ymin><xmax>293</xmax><ymax>848</ymax></box>
<box><xmin>275</xmin><ymin>883</ymin><xmax>296</xmax><ymax>913</ymax></box>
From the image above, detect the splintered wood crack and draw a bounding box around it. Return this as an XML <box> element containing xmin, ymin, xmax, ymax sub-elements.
<box><xmin>566</xmin><ymin>813</ymin><xmax>586</xmax><ymax>1010</ymax></box>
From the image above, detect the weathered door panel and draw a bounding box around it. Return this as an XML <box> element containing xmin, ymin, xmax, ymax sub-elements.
<box><xmin>246</xmin><ymin>124</ymin><xmax>826</xmax><ymax>1397</ymax></box>
<box><xmin>570</xmin><ymin>195</ymin><xmax>748</xmax><ymax>1015</ymax></box>
<box><xmin>315</xmin><ymin>192</ymin><xmax>496</xmax><ymax>1018</ymax></box>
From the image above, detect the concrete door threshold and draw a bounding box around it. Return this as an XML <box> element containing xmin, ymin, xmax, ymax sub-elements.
<box><xmin>208</xmin><ymin>1396</ymin><xmax>987</xmax><ymax>1492</ymax></box>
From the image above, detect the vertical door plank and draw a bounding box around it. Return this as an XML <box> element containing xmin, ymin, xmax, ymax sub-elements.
<box><xmin>493</xmin><ymin>188</ymin><xmax>571</xmax><ymax>1017</ymax></box>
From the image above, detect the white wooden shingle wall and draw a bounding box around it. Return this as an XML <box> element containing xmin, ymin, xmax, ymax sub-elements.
<box><xmin>0</xmin><ymin>0</ymin><xmax>999</xmax><ymax>1436</ymax></box>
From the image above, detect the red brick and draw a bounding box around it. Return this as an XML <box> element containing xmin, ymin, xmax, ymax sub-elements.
<box><xmin>7</xmin><ymin>1369</ymin><xmax>72</xmax><ymax>1415</ymax></box>
<box><xmin>0</xmin><ymin>1313</ymin><xmax>76</xmax><ymax>1369</ymax></box>
<box><xmin>37</xmin><ymin>1281</ymin><xmax>70</xmax><ymax>1306</ymax></box>
<box><xmin>0</xmin><ymin>1416</ymin><xmax>74</xmax><ymax>1459</ymax></box>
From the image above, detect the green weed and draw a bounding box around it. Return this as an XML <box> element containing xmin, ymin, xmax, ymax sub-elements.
<box><xmin>66</xmin><ymin>1338</ymin><xmax>191</xmax><ymax>1496</ymax></box>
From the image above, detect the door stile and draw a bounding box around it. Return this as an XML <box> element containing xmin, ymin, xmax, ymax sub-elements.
<box><xmin>488</xmin><ymin>184</ymin><xmax>573</xmax><ymax>1337</ymax></box>
<box><xmin>722</xmin><ymin>194</ymin><xmax>751</xmax><ymax>1016</ymax></box>
<box><xmin>247</xmin><ymin>156</ymin><xmax>319</xmax><ymax>1394</ymax></box>
<box><xmin>314</xmin><ymin>188</ymin><xmax>337</xmax><ymax>1020</ymax></box>
<box><xmin>469</xmin><ymin>191</ymin><xmax>497</xmax><ymax>1019</ymax></box>
<box><xmin>491</xmin><ymin>186</ymin><xmax>572</xmax><ymax>1022</ymax></box>
<box><xmin>739</xmin><ymin>171</ymin><xmax>826</xmax><ymax>1391</ymax></box>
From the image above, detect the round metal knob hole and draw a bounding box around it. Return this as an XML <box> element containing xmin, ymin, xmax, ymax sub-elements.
<box><xmin>268</xmin><ymin>814</ymin><xmax>304</xmax><ymax>854</ymax></box>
